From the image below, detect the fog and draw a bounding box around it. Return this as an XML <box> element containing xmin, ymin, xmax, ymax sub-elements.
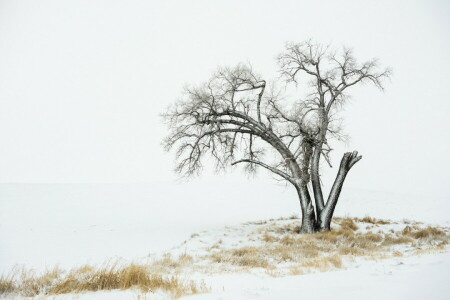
<box><xmin>1</xmin><ymin>0</ymin><xmax>449</xmax><ymax>198</ymax></box>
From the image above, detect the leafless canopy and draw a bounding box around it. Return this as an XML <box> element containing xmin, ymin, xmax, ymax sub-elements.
<box><xmin>163</xmin><ymin>40</ymin><xmax>390</xmax><ymax>233</ymax></box>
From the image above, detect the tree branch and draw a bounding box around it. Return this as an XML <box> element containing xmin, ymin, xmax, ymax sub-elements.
<box><xmin>232</xmin><ymin>159</ymin><xmax>295</xmax><ymax>185</ymax></box>
<box><xmin>320</xmin><ymin>151</ymin><xmax>362</xmax><ymax>228</ymax></box>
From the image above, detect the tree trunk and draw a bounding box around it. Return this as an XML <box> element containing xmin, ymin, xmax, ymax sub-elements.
<box><xmin>296</xmin><ymin>184</ymin><xmax>318</xmax><ymax>233</ymax></box>
<box><xmin>310</xmin><ymin>113</ymin><xmax>327</xmax><ymax>216</ymax></box>
<box><xmin>300</xmin><ymin>205</ymin><xmax>318</xmax><ymax>233</ymax></box>
<box><xmin>319</xmin><ymin>151</ymin><xmax>362</xmax><ymax>231</ymax></box>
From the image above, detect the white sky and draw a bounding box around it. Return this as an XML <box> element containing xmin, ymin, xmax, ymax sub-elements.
<box><xmin>0</xmin><ymin>0</ymin><xmax>449</xmax><ymax>197</ymax></box>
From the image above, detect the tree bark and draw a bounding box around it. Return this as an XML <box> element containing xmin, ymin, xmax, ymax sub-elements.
<box><xmin>311</xmin><ymin>146</ymin><xmax>325</xmax><ymax>214</ymax></box>
<box><xmin>295</xmin><ymin>184</ymin><xmax>318</xmax><ymax>233</ymax></box>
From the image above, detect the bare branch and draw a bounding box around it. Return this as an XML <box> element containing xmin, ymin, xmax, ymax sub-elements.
<box><xmin>232</xmin><ymin>159</ymin><xmax>295</xmax><ymax>184</ymax></box>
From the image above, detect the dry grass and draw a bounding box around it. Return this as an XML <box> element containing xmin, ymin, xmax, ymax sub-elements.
<box><xmin>355</xmin><ymin>216</ymin><xmax>392</xmax><ymax>225</ymax></box>
<box><xmin>210</xmin><ymin>246</ymin><xmax>270</xmax><ymax>268</ymax></box>
<box><xmin>263</xmin><ymin>232</ymin><xmax>279</xmax><ymax>243</ymax></box>
<box><xmin>338</xmin><ymin>218</ymin><xmax>359</xmax><ymax>231</ymax></box>
<box><xmin>207</xmin><ymin>217</ymin><xmax>449</xmax><ymax>276</ymax></box>
<box><xmin>0</xmin><ymin>262</ymin><xmax>207</xmax><ymax>298</ymax></box>
<box><xmin>338</xmin><ymin>246</ymin><xmax>366</xmax><ymax>256</ymax></box>
<box><xmin>300</xmin><ymin>255</ymin><xmax>343</xmax><ymax>270</ymax></box>
<box><xmin>381</xmin><ymin>234</ymin><xmax>413</xmax><ymax>246</ymax></box>
<box><xmin>402</xmin><ymin>226</ymin><xmax>446</xmax><ymax>239</ymax></box>
<box><xmin>0</xmin><ymin>273</ymin><xmax>15</xmax><ymax>295</ymax></box>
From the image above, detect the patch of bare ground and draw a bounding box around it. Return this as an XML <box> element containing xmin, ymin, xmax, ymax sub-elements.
<box><xmin>1</xmin><ymin>217</ymin><xmax>448</xmax><ymax>298</ymax></box>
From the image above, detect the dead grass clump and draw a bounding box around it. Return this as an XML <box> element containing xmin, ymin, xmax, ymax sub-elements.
<box><xmin>0</xmin><ymin>273</ymin><xmax>17</xmax><ymax>295</ymax></box>
<box><xmin>382</xmin><ymin>235</ymin><xmax>413</xmax><ymax>246</ymax></box>
<box><xmin>301</xmin><ymin>248</ymin><xmax>320</xmax><ymax>259</ymax></box>
<box><xmin>178</xmin><ymin>254</ymin><xmax>194</xmax><ymax>264</ymax></box>
<box><xmin>407</xmin><ymin>226</ymin><xmax>446</xmax><ymax>239</ymax></box>
<box><xmin>312</xmin><ymin>231</ymin><xmax>339</xmax><ymax>243</ymax></box>
<box><xmin>263</xmin><ymin>232</ymin><xmax>279</xmax><ymax>243</ymax></box>
<box><xmin>338</xmin><ymin>247</ymin><xmax>366</xmax><ymax>256</ymax></box>
<box><xmin>401</xmin><ymin>225</ymin><xmax>417</xmax><ymax>235</ymax></box>
<box><xmin>289</xmin><ymin>266</ymin><xmax>305</xmax><ymax>275</ymax></box>
<box><xmin>336</xmin><ymin>228</ymin><xmax>356</xmax><ymax>239</ymax></box>
<box><xmin>280</xmin><ymin>235</ymin><xmax>296</xmax><ymax>246</ymax></box>
<box><xmin>350</xmin><ymin>237</ymin><xmax>376</xmax><ymax>250</ymax></box>
<box><xmin>152</xmin><ymin>253</ymin><xmax>193</xmax><ymax>270</ymax></box>
<box><xmin>232</xmin><ymin>247</ymin><xmax>255</xmax><ymax>257</ymax></box>
<box><xmin>231</xmin><ymin>247</ymin><xmax>269</xmax><ymax>268</ymax></box>
<box><xmin>50</xmin><ymin>263</ymin><xmax>140</xmax><ymax>294</ymax></box>
<box><xmin>248</xmin><ymin>220</ymin><xmax>267</xmax><ymax>225</ymax></box>
<box><xmin>269</xmin><ymin>243</ymin><xmax>319</xmax><ymax>262</ymax></box>
<box><xmin>236</xmin><ymin>256</ymin><xmax>269</xmax><ymax>268</ymax></box>
<box><xmin>298</xmin><ymin>243</ymin><xmax>320</xmax><ymax>258</ymax></box>
<box><xmin>393</xmin><ymin>251</ymin><xmax>403</xmax><ymax>257</ymax></box>
<box><xmin>279</xmin><ymin>249</ymin><xmax>294</xmax><ymax>261</ymax></box>
<box><xmin>300</xmin><ymin>255</ymin><xmax>342</xmax><ymax>271</ymax></box>
<box><xmin>358</xmin><ymin>216</ymin><xmax>391</xmax><ymax>225</ymax></box>
<box><xmin>311</xmin><ymin>228</ymin><xmax>355</xmax><ymax>245</ymax></box>
<box><xmin>1</xmin><ymin>263</ymin><xmax>206</xmax><ymax>299</ymax></box>
<box><xmin>327</xmin><ymin>255</ymin><xmax>343</xmax><ymax>268</ymax></box>
<box><xmin>19</xmin><ymin>266</ymin><xmax>61</xmax><ymax>297</ymax></box>
<box><xmin>210</xmin><ymin>247</ymin><xmax>269</xmax><ymax>268</ymax></box>
<box><xmin>361</xmin><ymin>232</ymin><xmax>384</xmax><ymax>243</ymax></box>
<box><xmin>339</xmin><ymin>218</ymin><xmax>359</xmax><ymax>231</ymax></box>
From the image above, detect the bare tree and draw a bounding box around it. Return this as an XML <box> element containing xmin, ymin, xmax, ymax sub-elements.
<box><xmin>163</xmin><ymin>41</ymin><xmax>390</xmax><ymax>233</ymax></box>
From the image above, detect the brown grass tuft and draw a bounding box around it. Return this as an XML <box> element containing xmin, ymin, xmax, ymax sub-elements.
<box><xmin>382</xmin><ymin>235</ymin><xmax>413</xmax><ymax>246</ymax></box>
<box><xmin>300</xmin><ymin>255</ymin><xmax>342</xmax><ymax>270</ymax></box>
<box><xmin>408</xmin><ymin>226</ymin><xmax>446</xmax><ymax>239</ymax></box>
<box><xmin>210</xmin><ymin>246</ymin><xmax>270</xmax><ymax>268</ymax></box>
<box><xmin>339</xmin><ymin>218</ymin><xmax>359</xmax><ymax>231</ymax></box>
<box><xmin>357</xmin><ymin>216</ymin><xmax>391</xmax><ymax>225</ymax></box>
<box><xmin>338</xmin><ymin>247</ymin><xmax>366</xmax><ymax>256</ymax></box>
<box><xmin>263</xmin><ymin>232</ymin><xmax>279</xmax><ymax>243</ymax></box>
<box><xmin>289</xmin><ymin>265</ymin><xmax>305</xmax><ymax>275</ymax></box>
<box><xmin>280</xmin><ymin>235</ymin><xmax>296</xmax><ymax>246</ymax></box>
<box><xmin>393</xmin><ymin>251</ymin><xmax>403</xmax><ymax>257</ymax></box>
<box><xmin>0</xmin><ymin>273</ymin><xmax>16</xmax><ymax>295</ymax></box>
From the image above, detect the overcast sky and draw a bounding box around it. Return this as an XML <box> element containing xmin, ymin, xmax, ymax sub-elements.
<box><xmin>0</xmin><ymin>0</ymin><xmax>449</xmax><ymax>198</ymax></box>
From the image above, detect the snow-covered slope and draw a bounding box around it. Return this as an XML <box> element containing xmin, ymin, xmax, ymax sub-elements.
<box><xmin>0</xmin><ymin>182</ymin><xmax>449</xmax><ymax>299</ymax></box>
<box><xmin>187</xmin><ymin>251</ymin><xmax>450</xmax><ymax>300</ymax></box>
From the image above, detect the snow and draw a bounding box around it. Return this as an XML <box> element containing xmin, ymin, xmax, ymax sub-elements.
<box><xmin>0</xmin><ymin>182</ymin><xmax>449</xmax><ymax>299</ymax></box>
<box><xmin>6</xmin><ymin>252</ymin><xmax>449</xmax><ymax>300</ymax></box>
<box><xmin>187</xmin><ymin>251</ymin><xmax>450</xmax><ymax>300</ymax></box>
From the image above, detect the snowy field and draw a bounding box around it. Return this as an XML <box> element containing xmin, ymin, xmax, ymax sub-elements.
<box><xmin>1</xmin><ymin>1</ymin><xmax>449</xmax><ymax>299</ymax></box>
<box><xmin>0</xmin><ymin>182</ymin><xmax>449</xmax><ymax>299</ymax></box>
<box><xmin>61</xmin><ymin>252</ymin><xmax>448</xmax><ymax>300</ymax></box>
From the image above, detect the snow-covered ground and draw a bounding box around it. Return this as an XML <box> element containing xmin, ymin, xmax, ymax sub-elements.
<box><xmin>0</xmin><ymin>182</ymin><xmax>449</xmax><ymax>299</ymax></box>
<box><xmin>11</xmin><ymin>251</ymin><xmax>448</xmax><ymax>300</ymax></box>
<box><xmin>189</xmin><ymin>251</ymin><xmax>450</xmax><ymax>300</ymax></box>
